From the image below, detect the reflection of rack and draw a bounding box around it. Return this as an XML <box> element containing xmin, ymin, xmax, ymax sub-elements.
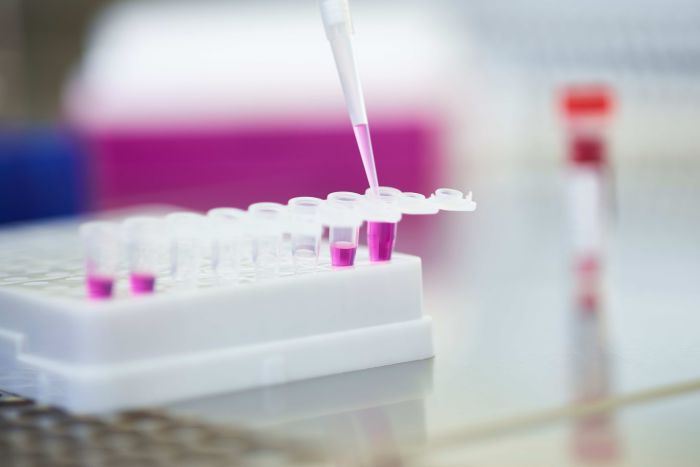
<box><xmin>173</xmin><ymin>358</ymin><xmax>432</xmax><ymax>466</ymax></box>
<box><xmin>171</xmin><ymin>359</ymin><xmax>432</xmax><ymax>428</ymax></box>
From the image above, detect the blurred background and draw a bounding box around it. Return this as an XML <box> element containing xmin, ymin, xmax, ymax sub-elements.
<box><xmin>4</xmin><ymin>0</ymin><xmax>698</xmax><ymax>222</ymax></box>
<box><xmin>1</xmin><ymin>0</ymin><xmax>700</xmax><ymax>465</ymax></box>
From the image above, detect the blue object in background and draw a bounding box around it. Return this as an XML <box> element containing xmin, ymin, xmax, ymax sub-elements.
<box><xmin>0</xmin><ymin>127</ymin><xmax>87</xmax><ymax>224</ymax></box>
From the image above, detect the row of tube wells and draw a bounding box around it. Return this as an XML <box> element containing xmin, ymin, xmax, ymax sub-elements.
<box><xmin>79</xmin><ymin>187</ymin><xmax>475</xmax><ymax>300</ymax></box>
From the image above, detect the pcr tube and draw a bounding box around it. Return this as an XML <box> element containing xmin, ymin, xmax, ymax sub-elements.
<box><xmin>80</xmin><ymin>221</ymin><xmax>119</xmax><ymax>300</ymax></box>
<box><xmin>364</xmin><ymin>187</ymin><xmax>402</xmax><ymax>262</ymax></box>
<box><xmin>248</xmin><ymin>202</ymin><xmax>286</xmax><ymax>279</ymax></box>
<box><xmin>287</xmin><ymin>197</ymin><xmax>324</xmax><ymax>272</ymax></box>
<box><xmin>166</xmin><ymin>212</ymin><xmax>205</xmax><ymax>285</ymax></box>
<box><xmin>207</xmin><ymin>207</ymin><xmax>246</xmax><ymax>280</ymax></box>
<box><xmin>123</xmin><ymin>217</ymin><xmax>161</xmax><ymax>295</ymax></box>
<box><xmin>326</xmin><ymin>192</ymin><xmax>363</xmax><ymax>267</ymax></box>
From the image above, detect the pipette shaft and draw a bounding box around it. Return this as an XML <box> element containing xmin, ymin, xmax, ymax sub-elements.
<box><xmin>319</xmin><ymin>0</ymin><xmax>379</xmax><ymax>194</ymax></box>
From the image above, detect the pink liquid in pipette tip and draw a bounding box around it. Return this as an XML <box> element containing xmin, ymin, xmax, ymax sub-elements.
<box><xmin>330</xmin><ymin>241</ymin><xmax>357</xmax><ymax>267</ymax></box>
<box><xmin>367</xmin><ymin>222</ymin><xmax>397</xmax><ymax>262</ymax></box>
<box><xmin>86</xmin><ymin>275</ymin><xmax>114</xmax><ymax>300</ymax></box>
<box><xmin>353</xmin><ymin>123</ymin><xmax>380</xmax><ymax>194</ymax></box>
<box><xmin>130</xmin><ymin>273</ymin><xmax>156</xmax><ymax>295</ymax></box>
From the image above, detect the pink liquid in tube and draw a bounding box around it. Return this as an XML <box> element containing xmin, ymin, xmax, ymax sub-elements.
<box><xmin>86</xmin><ymin>275</ymin><xmax>114</xmax><ymax>300</ymax></box>
<box><xmin>330</xmin><ymin>241</ymin><xmax>357</xmax><ymax>267</ymax></box>
<box><xmin>353</xmin><ymin>123</ymin><xmax>380</xmax><ymax>195</ymax></box>
<box><xmin>130</xmin><ymin>273</ymin><xmax>156</xmax><ymax>295</ymax></box>
<box><xmin>367</xmin><ymin>222</ymin><xmax>397</xmax><ymax>262</ymax></box>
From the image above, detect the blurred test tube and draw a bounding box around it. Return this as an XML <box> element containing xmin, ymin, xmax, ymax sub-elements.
<box><xmin>562</xmin><ymin>87</ymin><xmax>620</xmax><ymax>464</ymax></box>
<box><xmin>207</xmin><ymin>208</ymin><xmax>246</xmax><ymax>281</ymax></box>
<box><xmin>166</xmin><ymin>212</ymin><xmax>205</xmax><ymax>286</ymax></box>
<box><xmin>248</xmin><ymin>202</ymin><xmax>286</xmax><ymax>279</ymax></box>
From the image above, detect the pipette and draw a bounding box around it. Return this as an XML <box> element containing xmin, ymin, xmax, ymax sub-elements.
<box><xmin>319</xmin><ymin>0</ymin><xmax>379</xmax><ymax>195</ymax></box>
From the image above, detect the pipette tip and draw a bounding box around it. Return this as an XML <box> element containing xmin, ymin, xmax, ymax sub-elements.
<box><xmin>353</xmin><ymin>123</ymin><xmax>380</xmax><ymax>196</ymax></box>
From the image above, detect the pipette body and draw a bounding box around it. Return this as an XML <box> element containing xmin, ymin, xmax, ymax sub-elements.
<box><xmin>319</xmin><ymin>0</ymin><xmax>379</xmax><ymax>195</ymax></box>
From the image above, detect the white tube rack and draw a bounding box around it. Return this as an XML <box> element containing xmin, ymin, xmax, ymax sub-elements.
<box><xmin>0</xmin><ymin>219</ymin><xmax>432</xmax><ymax>413</ymax></box>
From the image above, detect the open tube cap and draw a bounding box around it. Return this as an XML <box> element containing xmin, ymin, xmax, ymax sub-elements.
<box><xmin>364</xmin><ymin>186</ymin><xmax>476</xmax><ymax>214</ymax></box>
<box><xmin>429</xmin><ymin>188</ymin><xmax>477</xmax><ymax>212</ymax></box>
<box><xmin>561</xmin><ymin>84</ymin><xmax>614</xmax><ymax>118</ymax></box>
<box><xmin>247</xmin><ymin>202</ymin><xmax>287</xmax><ymax>235</ymax></box>
<box><xmin>361</xmin><ymin>201</ymin><xmax>402</xmax><ymax>223</ymax></box>
<box><xmin>320</xmin><ymin>192</ymin><xmax>364</xmax><ymax>227</ymax></box>
<box><xmin>362</xmin><ymin>187</ymin><xmax>402</xmax><ymax>222</ymax></box>
<box><xmin>397</xmin><ymin>192</ymin><xmax>440</xmax><ymax>215</ymax></box>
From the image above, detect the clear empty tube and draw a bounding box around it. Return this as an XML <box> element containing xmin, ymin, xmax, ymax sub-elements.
<box><xmin>123</xmin><ymin>217</ymin><xmax>161</xmax><ymax>295</ymax></box>
<box><xmin>287</xmin><ymin>197</ymin><xmax>323</xmax><ymax>272</ymax></box>
<box><xmin>364</xmin><ymin>187</ymin><xmax>402</xmax><ymax>262</ymax></box>
<box><xmin>80</xmin><ymin>221</ymin><xmax>119</xmax><ymax>300</ymax></box>
<box><xmin>325</xmin><ymin>192</ymin><xmax>363</xmax><ymax>267</ymax></box>
<box><xmin>207</xmin><ymin>207</ymin><xmax>246</xmax><ymax>281</ymax></box>
<box><xmin>248</xmin><ymin>202</ymin><xmax>286</xmax><ymax>279</ymax></box>
<box><xmin>166</xmin><ymin>212</ymin><xmax>205</xmax><ymax>285</ymax></box>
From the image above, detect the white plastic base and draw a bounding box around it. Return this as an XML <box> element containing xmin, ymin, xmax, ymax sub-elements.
<box><xmin>0</xmin><ymin>222</ymin><xmax>432</xmax><ymax>413</ymax></box>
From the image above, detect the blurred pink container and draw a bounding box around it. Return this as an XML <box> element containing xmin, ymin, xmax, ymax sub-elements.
<box><xmin>83</xmin><ymin>120</ymin><xmax>441</xmax><ymax>211</ymax></box>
